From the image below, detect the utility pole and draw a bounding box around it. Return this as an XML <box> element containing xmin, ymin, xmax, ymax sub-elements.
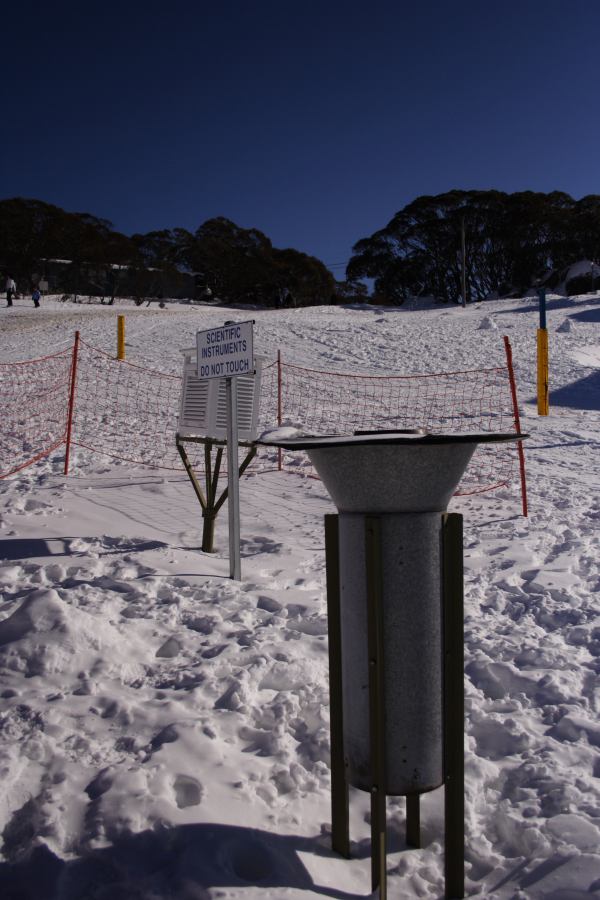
<box><xmin>461</xmin><ymin>217</ymin><xmax>467</xmax><ymax>308</ymax></box>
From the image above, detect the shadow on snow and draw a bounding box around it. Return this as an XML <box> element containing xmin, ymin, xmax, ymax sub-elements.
<box><xmin>568</xmin><ymin>305</ymin><xmax>600</xmax><ymax>323</ymax></box>
<box><xmin>0</xmin><ymin>823</ymin><xmax>367</xmax><ymax>900</ymax></box>
<box><xmin>0</xmin><ymin>537</ymin><xmax>169</xmax><ymax>562</ymax></box>
<box><xmin>548</xmin><ymin>369</ymin><xmax>600</xmax><ymax>412</ymax></box>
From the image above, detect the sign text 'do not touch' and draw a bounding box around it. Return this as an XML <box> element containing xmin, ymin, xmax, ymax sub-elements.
<box><xmin>196</xmin><ymin>321</ymin><xmax>254</xmax><ymax>379</ymax></box>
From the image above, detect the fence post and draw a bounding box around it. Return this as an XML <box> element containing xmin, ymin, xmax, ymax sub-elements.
<box><xmin>503</xmin><ymin>335</ymin><xmax>528</xmax><ymax>517</ymax></box>
<box><xmin>537</xmin><ymin>328</ymin><xmax>549</xmax><ymax>416</ymax></box>
<box><xmin>64</xmin><ymin>331</ymin><xmax>80</xmax><ymax>476</ymax></box>
<box><xmin>536</xmin><ymin>288</ymin><xmax>549</xmax><ymax>416</ymax></box>
<box><xmin>277</xmin><ymin>349</ymin><xmax>283</xmax><ymax>472</ymax></box>
<box><xmin>117</xmin><ymin>315</ymin><xmax>125</xmax><ymax>360</ymax></box>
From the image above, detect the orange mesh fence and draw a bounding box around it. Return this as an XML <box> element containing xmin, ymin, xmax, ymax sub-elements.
<box><xmin>258</xmin><ymin>358</ymin><xmax>521</xmax><ymax>496</ymax></box>
<box><xmin>0</xmin><ymin>335</ymin><xmax>526</xmax><ymax>507</ymax></box>
<box><xmin>0</xmin><ymin>348</ymin><xmax>73</xmax><ymax>478</ymax></box>
<box><xmin>72</xmin><ymin>339</ymin><xmax>183</xmax><ymax>469</ymax></box>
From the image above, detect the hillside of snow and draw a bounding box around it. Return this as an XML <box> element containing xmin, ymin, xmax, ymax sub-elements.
<box><xmin>0</xmin><ymin>292</ymin><xmax>599</xmax><ymax>898</ymax></box>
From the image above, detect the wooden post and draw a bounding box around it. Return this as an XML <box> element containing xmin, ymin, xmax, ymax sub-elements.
<box><xmin>203</xmin><ymin>441</ymin><xmax>217</xmax><ymax>553</ymax></box>
<box><xmin>117</xmin><ymin>315</ymin><xmax>125</xmax><ymax>360</ymax></box>
<box><xmin>325</xmin><ymin>514</ymin><xmax>350</xmax><ymax>858</ymax></box>
<box><xmin>443</xmin><ymin>513</ymin><xmax>465</xmax><ymax>900</ymax></box>
<box><xmin>64</xmin><ymin>331</ymin><xmax>80</xmax><ymax>476</ymax></box>
<box><xmin>406</xmin><ymin>795</ymin><xmax>421</xmax><ymax>849</ymax></box>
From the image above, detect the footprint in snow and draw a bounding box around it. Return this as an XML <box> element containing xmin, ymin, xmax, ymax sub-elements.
<box><xmin>240</xmin><ymin>536</ymin><xmax>283</xmax><ymax>556</ymax></box>
<box><xmin>201</xmin><ymin>643</ymin><xmax>227</xmax><ymax>659</ymax></box>
<box><xmin>156</xmin><ymin>637</ymin><xmax>181</xmax><ymax>658</ymax></box>
<box><xmin>85</xmin><ymin>767</ymin><xmax>114</xmax><ymax>800</ymax></box>
<box><xmin>256</xmin><ymin>596</ymin><xmax>283</xmax><ymax>613</ymax></box>
<box><xmin>173</xmin><ymin>774</ymin><xmax>203</xmax><ymax>808</ymax></box>
<box><xmin>183</xmin><ymin>614</ymin><xmax>216</xmax><ymax>634</ymax></box>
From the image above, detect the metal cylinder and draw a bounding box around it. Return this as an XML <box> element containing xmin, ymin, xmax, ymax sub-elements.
<box><xmin>306</xmin><ymin>440</ymin><xmax>477</xmax><ymax>797</ymax></box>
<box><xmin>339</xmin><ymin>511</ymin><xmax>443</xmax><ymax>795</ymax></box>
<box><xmin>256</xmin><ymin>432</ymin><xmax>525</xmax><ymax>804</ymax></box>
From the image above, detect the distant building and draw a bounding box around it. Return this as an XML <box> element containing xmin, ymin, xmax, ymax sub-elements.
<box><xmin>35</xmin><ymin>259</ymin><xmax>200</xmax><ymax>301</ymax></box>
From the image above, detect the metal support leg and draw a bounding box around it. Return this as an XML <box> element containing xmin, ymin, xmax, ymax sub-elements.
<box><xmin>324</xmin><ymin>515</ymin><xmax>350</xmax><ymax>858</ymax></box>
<box><xmin>406</xmin><ymin>794</ymin><xmax>421</xmax><ymax>849</ymax></box>
<box><xmin>365</xmin><ymin>516</ymin><xmax>387</xmax><ymax>899</ymax></box>
<box><xmin>443</xmin><ymin>513</ymin><xmax>465</xmax><ymax>900</ymax></box>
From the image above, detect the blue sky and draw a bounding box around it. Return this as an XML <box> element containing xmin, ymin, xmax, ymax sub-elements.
<box><xmin>3</xmin><ymin>1</ymin><xmax>599</xmax><ymax>277</ymax></box>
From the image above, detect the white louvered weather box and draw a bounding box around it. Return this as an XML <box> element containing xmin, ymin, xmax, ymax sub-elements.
<box><xmin>178</xmin><ymin>349</ymin><xmax>263</xmax><ymax>442</ymax></box>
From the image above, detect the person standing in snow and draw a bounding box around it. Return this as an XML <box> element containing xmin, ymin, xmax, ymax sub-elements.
<box><xmin>6</xmin><ymin>275</ymin><xmax>16</xmax><ymax>307</ymax></box>
<box><xmin>32</xmin><ymin>288</ymin><xmax>41</xmax><ymax>308</ymax></box>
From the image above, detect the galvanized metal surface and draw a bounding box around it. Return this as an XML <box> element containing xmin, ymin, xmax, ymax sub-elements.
<box><xmin>365</xmin><ymin>517</ymin><xmax>388</xmax><ymax>895</ymax></box>
<box><xmin>308</xmin><ymin>443</ymin><xmax>477</xmax><ymax>513</ymax></box>
<box><xmin>339</xmin><ymin>512</ymin><xmax>444</xmax><ymax>794</ymax></box>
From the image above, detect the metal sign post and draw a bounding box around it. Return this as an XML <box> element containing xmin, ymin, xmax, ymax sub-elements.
<box><xmin>226</xmin><ymin>376</ymin><xmax>241</xmax><ymax>580</ymax></box>
<box><xmin>196</xmin><ymin>320</ymin><xmax>254</xmax><ymax>580</ymax></box>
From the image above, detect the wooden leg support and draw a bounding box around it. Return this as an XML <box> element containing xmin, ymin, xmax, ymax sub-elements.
<box><xmin>324</xmin><ymin>515</ymin><xmax>350</xmax><ymax>859</ymax></box>
<box><xmin>175</xmin><ymin>436</ymin><xmax>257</xmax><ymax>555</ymax></box>
<box><xmin>406</xmin><ymin>794</ymin><xmax>421</xmax><ymax>849</ymax></box>
<box><xmin>443</xmin><ymin>513</ymin><xmax>465</xmax><ymax>900</ymax></box>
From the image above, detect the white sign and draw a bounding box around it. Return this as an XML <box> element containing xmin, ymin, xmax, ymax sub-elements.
<box><xmin>195</xmin><ymin>320</ymin><xmax>255</xmax><ymax>582</ymax></box>
<box><xmin>39</xmin><ymin>280</ymin><xmax>49</xmax><ymax>292</ymax></box>
<box><xmin>197</xmin><ymin>320</ymin><xmax>254</xmax><ymax>380</ymax></box>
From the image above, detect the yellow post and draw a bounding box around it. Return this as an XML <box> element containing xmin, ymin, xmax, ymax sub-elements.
<box><xmin>117</xmin><ymin>315</ymin><xmax>125</xmax><ymax>360</ymax></box>
<box><xmin>537</xmin><ymin>327</ymin><xmax>549</xmax><ymax>415</ymax></box>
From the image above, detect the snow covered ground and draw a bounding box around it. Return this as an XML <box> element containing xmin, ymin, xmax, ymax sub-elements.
<box><xmin>0</xmin><ymin>292</ymin><xmax>599</xmax><ymax>899</ymax></box>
